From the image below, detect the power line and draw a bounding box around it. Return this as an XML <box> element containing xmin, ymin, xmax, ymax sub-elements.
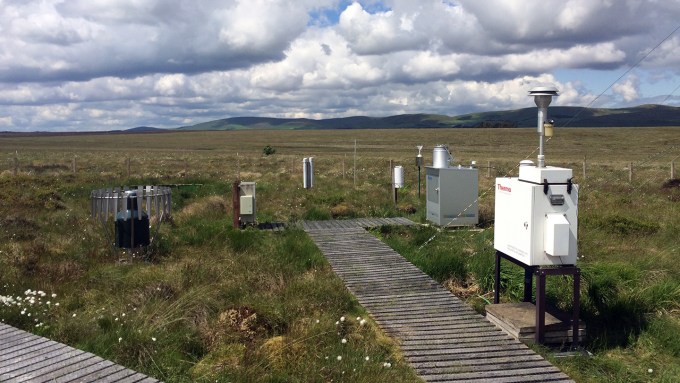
<box><xmin>562</xmin><ymin>23</ymin><xmax>680</xmax><ymax>127</ymax></box>
<box><xmin>662</xmin><ymin>82</ymin><xmax>680</xmax><ymax>104</ymax></box>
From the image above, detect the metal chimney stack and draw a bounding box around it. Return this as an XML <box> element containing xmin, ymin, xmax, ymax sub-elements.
<box><xmin>529</xmin><ymin>85</ymin><xmax>558</xmax><ymax>168</ymax></box>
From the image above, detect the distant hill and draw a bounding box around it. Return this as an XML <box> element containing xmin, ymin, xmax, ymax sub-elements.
<box><xmin>125</xmin><ymin>126</ymin><xmax>167</xmax><ymax>133</ymax></box>
<box><xmin>177</xmin><ymin>104</ymin><xmax>680</xmax><ymax>131</ymax></box>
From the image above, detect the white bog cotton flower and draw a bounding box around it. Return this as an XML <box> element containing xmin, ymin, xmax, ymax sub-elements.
<box><xmin>340</xmin><ymin>316</ymin><xmax>345</xmax><ymax>322</ymax></box>
<box><xmin>336</xmin><ymin>355</ymin><xmax>342</xmax><ymax>361</ymax></box>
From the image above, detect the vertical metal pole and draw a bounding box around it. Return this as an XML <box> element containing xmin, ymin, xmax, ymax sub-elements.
<box><xmin>537</xmin><ymin>107</ymin><xmax>546</xmax><ymax>168</ymax></box>
<box><xmin>389</xmin><ymin>159</ymin><xmax>393</xmax><ymax>201</ymax></box>
<box><xmin>303</xmin><ymin>158</ymin><xmax>310</xmax><ymax>189</ymax></box>
<box><xmin>573</xmin><ymin>268</ymin><xmax>581</xmax><ymax>348</ymax></box>
<box><xmin>130</xmin><ymin>194</ymin><xmax>135</xmax><ymax>250</ymax></box>
<box><xmin>417</xmin><ymin>166</ymin><xmax>421</xmax><ymax>199</ymax></box>
<box><xmin>232</xmin><ymin>181</ymin><xmax>240</xmax><ymax>229</ymax></box>
<box><xmin>535</xmin><ymin>270</ymin><xmax>546</xmax><ymax>344</ymax></box>
<box><xmin>523</xmin><ymin>267</ymin><xmax>533</xmax><ymax>302</ymax></box>
<box><xmin>494</xmin><ymin>251</ymin><xmax>501</xmax><ymax>304</ymax></box>
<box><xmin>343</xmin><ymin>154</ymin><xmax>346</xmax><ymax>179</ymax></box>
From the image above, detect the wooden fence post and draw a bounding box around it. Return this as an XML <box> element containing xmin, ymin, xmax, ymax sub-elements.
<box><xmin>13</xmin><ymin>152</ymin><xmax>18</xmax><ymax>176</ymax></box>
<box><xmin>672</xmin><ymin>161</ymin><xmax>675</xmax><ymax>179</ymax></box>
<box><xmin>629</xmin><ymin>162</ymin><xmax>633</xmax><ymax>182</ymax></box>
<box><xmin>487</xmin><ymin>160</ymin><xmax>491</xmax><ymax>178</ymax></box>
<box><xmin>343</xmin><ymin>154</ymin><xmax>346</xmax><ymax>179</ymax></box>
<box><xmin>389</xmin><ymin>159</ymin><xmax>393</xmax><ymax>200</ymax></box>
<box><xmin>353</xmin><ymin>140</ymin><xmax>357</xmax><ymax>189</ymax></box>
<box><xmin>582</xmin><ymin>156</ymin><xmax>586</xmax><ymax>180</ymax></box>
<box><xmin>126</xmin><ymin>157</ymin><xmax>131</xmax><ymax>178</ymax></box>
<box><xmin>72</xmin><ymin>156</ymin><xmax>77</xmax><ymax>174</ymax></box>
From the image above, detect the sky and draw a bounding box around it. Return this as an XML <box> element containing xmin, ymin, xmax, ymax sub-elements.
<box><xmin>1</xmin><ymin>0</ymin><xmax>680</xmax><ymax>132</ymax></box>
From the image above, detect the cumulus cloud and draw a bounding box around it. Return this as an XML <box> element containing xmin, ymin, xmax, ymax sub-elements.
<box><xmin>0</xmin><ymin>0</ymin><xmax>679</xmax><ymax>131</ymax></box>
<box><xmin>611</xmin><ymin>76</ymin><xmax>640</xmax><ymax>102</ymax></box>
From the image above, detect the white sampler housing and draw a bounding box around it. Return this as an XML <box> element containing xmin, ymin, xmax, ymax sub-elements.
<box><xmin>494</xmin><ymin>165</ymin><xmax>578</xmax><ymax>265</ymax></box>
<box><xmin>426</xmin><ymin>145</ymin><xmax>479</xmax><ymax>226</ymax></box>
<box><xmin>493</xmin><ymin>85</ymin><xmax>579</xmax><ymax>266</ymax></box>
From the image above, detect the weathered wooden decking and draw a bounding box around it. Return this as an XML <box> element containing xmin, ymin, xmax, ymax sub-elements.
<box><xmin>0</xmin><ymin>322</ymin><xmax>162</xmax><ymax>383</ymax></box>
<box><xmin>302</xmin><ymin>216</ymin><xmax>416</xmax><ymax>231</ymax></box>
<box><xmin>304</xmin><ymin>222</ymin><xmax>574</xmax><ymax>383</ymax></box>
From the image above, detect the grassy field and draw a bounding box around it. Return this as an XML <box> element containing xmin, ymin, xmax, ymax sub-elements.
<box><xmin>1</xmin><ymin>127</ymin><xmax>679</xmax><ymax>382</ymax></box>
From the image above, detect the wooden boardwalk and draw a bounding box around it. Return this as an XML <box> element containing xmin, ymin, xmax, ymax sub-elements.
<box><xmin>302</xmin><ymin>216</ymin><xmax>416</xmax><ymax>231</ymax></box>
<box><xmin>0</xmin><ymin>323</ymin><xmax>162</xmax><ymax>383</ymax></box>
<box><xmin>304</xmin><ymin>224</ymin><xmax>574</xmax><ymax>383</ymax></box>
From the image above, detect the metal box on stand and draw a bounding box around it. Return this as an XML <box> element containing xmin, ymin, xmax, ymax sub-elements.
<box><xmin>426</xmin><ymin>166</ymin><xmax>479</xmax><ymax>226</ymax></box>
<box><xmin>239</xmin><ymin>182</ymin><xmax>256</xmax><ymax>225</ymax></box>
<box><xmin>494</xmin><ymin>166</ymin><xmax>578</xmax><ymax>266</ymax></box>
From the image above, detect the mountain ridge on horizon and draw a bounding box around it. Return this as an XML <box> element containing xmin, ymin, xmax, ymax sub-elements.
<box><xmin>2</xmin><ymin>104</ymin><xmax>678</xmax><ymax>134</ymax></box>
<box><xmin>175</xmin><ymin>104</ymin><xmax>680</xmax><ymax>131</ymax></box>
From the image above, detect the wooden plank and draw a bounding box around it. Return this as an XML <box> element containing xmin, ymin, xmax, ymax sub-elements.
<box><xmin>0</xmin><ymin>338</ymin><xmax>55</xmax><ymax>360</ymax></box>
<box><xmin>15</xmin><ymin>353</ymin><xmax>101</xmax><ymax>382</ymax></box>
<box><xmin>0</xmin><ymin>332</ymin><xmax>36</xmax><ymax>349</ymax></box>
<box><xmin>419</xmin><ymin>367</ymin><xmax>568</xmax><ymax>382</ymax></box>
<box><xmin>1</xmin><ymin>342</ymin><xmax>68</xmax><ymax>365</ymax></box>
<box><xmin>0</xmin><ymin>347</ymin><xmax>87</xmax><ymax>378</ymax></box>
<box><xmin>36</xmin><ymin>358</ymin><xmax>117</xmax><ymax>383</ymax></box>
<box><xmin>406</xmin><ymin>348</ymin><xmax>539</xmax><ymax>363</ymax></box>
<box><xmin>411</xmin><ymin>353</ymin><xmax>548</xmax><ymax>369</ymax></box>
<box><xmin>56</xmin><ymin>363</ymin><xmax>129</xmax><ymax>383</ymax></box>
<box><xmin>0</xmin><ymin>326</ymin><xmax>163</xmax><ymax>383</ymax></box>
<box><xmin>80</xmin><ymin>367</ymin><xmax>140</xmax><ymax>383</ymax></box>
<box><xmin>116</xmin><ymin>372</ymin><xmax>159</xmax><ymax>383</ymax></box>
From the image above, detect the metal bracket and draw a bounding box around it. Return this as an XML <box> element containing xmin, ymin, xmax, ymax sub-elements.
<box><xmin>567</xmin><ymin>177</ymin><xmax>573</xmax><ymax>195</ymax></box>
<box><xmin>543</xmin><ymin>178</ymin><xmax>549</xmax><ymax>195</ymax></box>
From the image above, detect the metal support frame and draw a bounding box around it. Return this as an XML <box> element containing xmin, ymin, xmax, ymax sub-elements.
<box><xmin>494</xmin><ymin>250</ymin><xmax>580</xmax><ymax>347</ymax></box>
<box><xmin>232</xmin><ymin>180</ymin><xmax>241</xmax><ymax>229</ymax></box>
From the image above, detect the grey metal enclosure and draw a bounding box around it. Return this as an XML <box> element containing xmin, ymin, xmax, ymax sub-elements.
<box><xmin>426</xmin><ymin>166</ymin><xmax>479</xmax><ymax>226</ymax></box>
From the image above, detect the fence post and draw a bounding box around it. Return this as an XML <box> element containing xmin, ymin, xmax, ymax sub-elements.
<box><xmin>629</xmin><ymin>162</ymin><xmax>633</xmax><ymax>182</ymax></box>
<box><xmin>672</xmin><ymin>160</ymin><xmax>675</xmax><ymax>179</ymax></box>
<box><xmin>72</xmin><ymin>156</ymin><xmax>77</xmax><ymax>174</ymax></box>
<box><xmin>353</xmin><ymin>140</ymin><xmax>357</xmax><ymax>189</ymax></box>
<box><xmin>126</xmin><ymin>157</ymin><xmax>131</xmax><ymax>178</ymax></box>
<box><xmin>389</xmin><ymin>159</ymin><xmax>393</xmax><ymax>200</ymax></box>
<box><xmin>582</xmin><ymin>155</ymin><xmax>586</xmax><ymax>180</ymax></box>
<box><xmin>343</xmin><ymin>154</ymin><xmax>346</xmax><ymax>179</ymax></box>
<box><xmin>13</xmin><ymin>152</ymin><xmax>18</xmax><ymax>176</ymax></box>
<box><xmin>487</xmin><ymin>160</ymin><xmax>491</xmax><ymax>178</ymax></box>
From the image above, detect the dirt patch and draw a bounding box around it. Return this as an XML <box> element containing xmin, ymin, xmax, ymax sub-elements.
<box><xmin>662</xmin><ymin>178</ymin><xmax>680</xmax><ymax>189</ymax></box>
